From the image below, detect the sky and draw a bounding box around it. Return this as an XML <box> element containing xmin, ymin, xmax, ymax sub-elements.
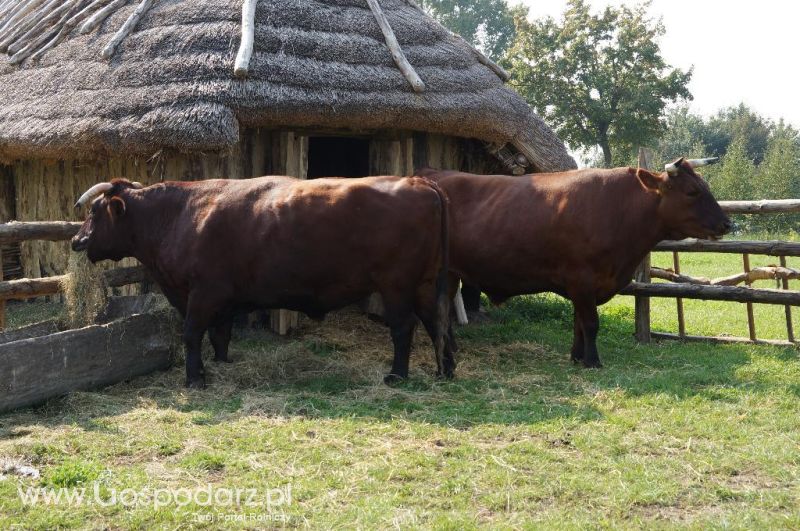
<box><xmin>518</xmin><ymin>0</ymin><xmax>800</xmax><ymax>128</ymax></box>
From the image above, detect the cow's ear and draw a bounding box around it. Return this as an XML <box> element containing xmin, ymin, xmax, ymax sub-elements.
<box><xmin>108</xmin><ymin>196</ymin><xmax>126</xmax><ymax>217</ymax></box>
<box><xmin>636</xmin><ymin>168</ymin><xmax>665</xmax><ymax>193</ymax></box>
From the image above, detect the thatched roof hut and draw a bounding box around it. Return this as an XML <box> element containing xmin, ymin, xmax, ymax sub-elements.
<box><xmin>0</xmin><ymin>0</ymin><xmax>573</xmax><ymax>168</ymax></box>
<box><xmin>0</xmin><ymin>0</ymin><xmax>575</xmax><ymax>327</ymax></box>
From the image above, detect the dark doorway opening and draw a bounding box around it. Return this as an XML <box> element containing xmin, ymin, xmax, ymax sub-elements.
<box><xmin>307</xmin><ymin>136</ymin><xmax>370</xmax><ymax>178</ymax></box>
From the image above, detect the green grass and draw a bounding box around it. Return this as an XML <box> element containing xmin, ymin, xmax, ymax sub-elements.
<box><xmin>2</xmin><ymin>244</ymin><xmax>800</xmax><ymax>528</ymax></box>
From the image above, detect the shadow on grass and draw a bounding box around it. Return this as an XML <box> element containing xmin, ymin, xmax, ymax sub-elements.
<box><xmin>1</xmin><ymin>296</ymin><xmax>796</xmax><ymax>435</ymax></box>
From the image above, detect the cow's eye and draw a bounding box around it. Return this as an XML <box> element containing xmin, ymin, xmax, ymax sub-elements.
<box><xmin>687</xmin><ymin>189</ymin><xmax>700</xmax><ymax>198</ymax></box>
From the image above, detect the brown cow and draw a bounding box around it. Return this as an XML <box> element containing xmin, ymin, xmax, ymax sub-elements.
<box><xmin>71</xmin><ymin>176</ymin><xmax>452</xmax><ymax>388</ymax></box>
<box><xmin>420</xmin><ymin>158</ymin><xmax>731</xmax><ymax>368</ymax></box>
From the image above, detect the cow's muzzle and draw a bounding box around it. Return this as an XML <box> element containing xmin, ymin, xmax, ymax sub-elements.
<box><xmin>71</xmin><ymin>236</ymin><xmax>89</xmax><ymax>252</ymax></box>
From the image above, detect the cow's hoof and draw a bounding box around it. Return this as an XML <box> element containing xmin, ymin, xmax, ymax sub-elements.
<box><xmin>570</xmin><ymin>355</ymin><xmax>582</xmax><ymax>365</ymax></box>
<box><xmin>185</xmin><ymin>376</ymin><xmax>206</xmax><ymax>389</ymax></box>
<box><xmin>383</xmin><ymin>373</ymin><xmax>406</xmax><ymax>385</ymax></box>
<box><xmin>582</xmin><ymin>359</ymin><xmax>603</xmax><ymax>369</ymax></box>
<box><xmin>213</xmin><ymin>356</ymin><xmax>233</xmax><ymax>364</ymax></box>
<box><xmin>437</xmin><ymin>367</ymin><xmax>456</xmax><ymax>380</ymax></box>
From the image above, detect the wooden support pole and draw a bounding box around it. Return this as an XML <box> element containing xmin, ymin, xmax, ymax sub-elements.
<box><xmin>365</xmin><ymin>0</ymin><xmax>425</xmax><ymax>93</ymax></box>
<box><xmin>80</xmin><ymin>0</ymin><xmax>127</xmax><ymax>34</ymax></box>
<box><xmin>0</xmin><ymin>248</ymin><xmax>4</xmax><ymax>331</ymax></box>
<box><xmin>780</xmin><ymin>255</ymin><xmax>794</xmax><ymax>342</ymax></box>
<box><xmin>233</xmin><ymin>0</ymin><xmax>257</xmax><ymax>77</ymax></box>
<box><xmin>101</xmin><ymin>0</ymin><xmax>153</xmax><ymax>59</ymax></box>
<box><xmin>634</xmin><ymin>147</ymin><xmax>652</xmax><ymax>343</ymax></box>
<box><xmin>673</xmin><ymin>251</ymin><xmax>685</xmax><ymax>337</ymax></box>
<box><xmin>742</xmin><ymin>253</ymin><xmax>756</xmax><ymax>341</ymax></box>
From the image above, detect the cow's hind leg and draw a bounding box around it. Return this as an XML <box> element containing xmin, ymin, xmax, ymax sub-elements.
<box><xmin>570</xmin><ymin>292</ymin><xmax>602</xmax><ymax>369</ymax></box>
<box><xmin>382</xmin><ymin>299</ymin><xmax>417</xmax><ymax>385</ymax></box>
<box><xmin>209</xmin><ymin>320</ymin><xmax>233</xmax><ymax>363</ymax></box>
<box><xmin>570</xmin><ymin>308</ymin><xmax>584</xmax><ymax>364</ymax></box>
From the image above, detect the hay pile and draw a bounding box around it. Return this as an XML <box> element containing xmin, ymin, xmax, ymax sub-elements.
<box><xmin>61</xmin><ymin>252</ymin><xmax>107</xmax><ymax>328</ymax></box>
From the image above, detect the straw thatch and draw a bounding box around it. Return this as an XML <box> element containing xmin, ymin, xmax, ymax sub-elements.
<box><xmin>0</xmin><ymin>0</ymin><xmax>576</xmax><ymax>172</ymax></box>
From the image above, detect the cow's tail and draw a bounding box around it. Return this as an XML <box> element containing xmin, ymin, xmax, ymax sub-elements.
<box><xmin>421</xmin><ymin>177</ymin><xmax>452</xmax><ymax>378</ymax></box>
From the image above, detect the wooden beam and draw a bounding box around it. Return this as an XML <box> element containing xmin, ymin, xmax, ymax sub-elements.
<box><xmin>233</xmin><ymin>0</ymin><xmax>257</xmax><ymax>77</ymax></box>
<box><xmin>0</xmin><ymin>221</ymin><xmax>82</xmax><ymax>245</ymax></box>
<box><xmin>0</xmin><ymin>265</ymin><xmax>148</xmax><ymax>301</ymax></box>
<box><xmin>365</xmin><ymin>0</ymin><xmax>425</xmax><ymax>93</ymax></box>
<box><xmin>719</xmin><ymin>199</ymin><xmax>800</xmax><ymax>214</ymax></box>
<box><xmin>79</xmin><ymin>0</ymin><xmax>127</xmax><ymax>34</ymax></box>
<box><xmin>621</xmin><ymin>281</ymin><xmax>800</xmax><ymax>306</ymax></box>
<box><xmin>0</xmin><ymin>248</ymin><xmax>4</xmax><ymax>330</ymax></box>
<box><xmin>101</xmin><ymin>0</ymin><xmax>153</xmax><ymax>59</ymax></box>
<box><xmin>654</xmin><ymin>239</ymin><xmax>800</xmax><ymax>257</ymax></box>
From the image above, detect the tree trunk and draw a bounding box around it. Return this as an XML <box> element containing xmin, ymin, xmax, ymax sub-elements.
<box><xmin>600</xmin><ymin>140</ymin><xmax>612</xmax><ymax>167</ymax></box>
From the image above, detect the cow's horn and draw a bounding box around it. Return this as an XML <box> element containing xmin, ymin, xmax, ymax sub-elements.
<box><xmin>131</xmin><ymin>181</ymin><xmax>144</xmax><ymax>189</ymax></box>
<box><xmin>74</xmin><ymin>182</ymin><xmax>114</xmax><ymax>209</ymax></box>
<box><xmin>664</xmin><ymin>158</ymin><xmax>683</xmax><ymax>176</ymax></box>
<box><xmin>687</xmin><ymin>157</ymin><xmax>719</xmax><ymax>168</ymax></box>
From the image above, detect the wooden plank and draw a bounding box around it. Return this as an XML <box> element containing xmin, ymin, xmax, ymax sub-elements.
<box><xmin>719</xmin><ymin>199</ymin><xmax>800</xmax><ymax>214</ymax></box>
<box><xmin>0</xmin><ymin>248</ymin><xmax>4</xmax><ymax>330</ymax></box>
<box><xmin>621</xmin><ymin>282</ymin><xmax>800</xmax><ymax>306</ymax></box>
<box><xmin>780</xmin><ymin>255</ymin><xmax>794</xmax><ymax>342</ymax></box>
<box><xmin>0</xmin><ymin>312</ymin><xmax>175</xmax><ymax>413</ymax></box>
<box><xmin>0</xmin><ymin>221</ymin><xmax>82</xmax><ymax>245</ymax></box>
<box><xmin>655</xmin><ymin>239</ymin><xmax>800</xmax><ymax>257</ymax></box>
<box><xmin>652</xmin><ymin>332</ymin><xmax>795</xmax><ymax>348</ymax></box>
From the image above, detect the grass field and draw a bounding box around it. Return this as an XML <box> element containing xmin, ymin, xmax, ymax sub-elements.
<box><xmin>1</xmin><ymin>247</ymin><xmax>800</xmax><ymax>529</ymax></box>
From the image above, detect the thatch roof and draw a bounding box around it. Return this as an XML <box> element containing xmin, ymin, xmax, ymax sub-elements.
<box><xmin>0</xmin><ymin>0</ymin><xmax>576</xmax><ymax>172</ymax></box>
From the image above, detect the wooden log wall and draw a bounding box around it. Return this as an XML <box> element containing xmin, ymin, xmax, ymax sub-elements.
<box><xmin>8</xmin><ymin>129</ymin><xmax>290</xmax><ymax>282</ymax></box>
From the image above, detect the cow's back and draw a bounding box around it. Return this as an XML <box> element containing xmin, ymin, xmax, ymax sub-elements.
<box><xmin>155</xmin><ymin>175</ymin><xmax>445</xmax><ymax>314</ymax></box>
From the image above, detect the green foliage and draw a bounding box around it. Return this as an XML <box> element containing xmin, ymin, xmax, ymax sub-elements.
<box><xmin>504</xmin><ymin>0</ymin><xmax>691</xmax><ymax>167</ymax></box>
<box><xmin>751</xmin><ymin>122</ymin><xmax>800</xmax><ymax>231</ymax></box>
<box><xmin>42</xmin><ymin>459</ymin><xmax>102</xmax><ymax>488</ymax></box>
<box><xmin>709</xmin><ymin>136</ymin><xmax>755</xmax><ymax>201</ymax></box>
<box><xmin>418</xmin><ymin>0</ymin><xmax>520</xmax><ymax>60</ymax></box>
<box><xmin>705</xmin><ymin>104</ymin><xmax>775</xmax><ymax>164</ymax></box>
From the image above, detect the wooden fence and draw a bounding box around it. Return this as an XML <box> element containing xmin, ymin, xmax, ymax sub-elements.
<box><xmin>0</xmin><ymin>221</ymin><xmax>147</xmax><ymax>330</ymax></box>
<box><xmin>622</xmin><ymin>151</ymin><xmax>800</xmax><ymax>346</ymax></box>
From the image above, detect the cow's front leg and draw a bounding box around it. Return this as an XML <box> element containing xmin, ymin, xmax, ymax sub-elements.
<box><xmin>570</xmin><ymin>292</ymin><xmax>602</xmax><ymax>368</ymax></box>
<box><xmin>569</xmin><ymin>308</ymin><xmax>584</xmax><ymax>364</ymax></box>
<box><xmin>209</xmin><ymin>320</ymin><xmax>233</xmax><ymax>363</ymax></box>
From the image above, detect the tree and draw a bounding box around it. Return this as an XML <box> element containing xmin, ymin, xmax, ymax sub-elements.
<box><xmin>710</xmin><ymin>136</ymin><xmax>755</xmax><ymax>201</ymax></box>
<box><xmin>504</xmin><ymin>0</ymin><xmax>692</xmax><ymax>167</ymax></box>
<box><xmin>653</xmin><ymin>105</ymin><xmax>708</xmax><ymax>164</ymax></box>
<box><xmin>703</xmin><ymin>104</ymin><xmax>774</xmax><ymax>164</ymax></box>
<box><xmin>751</xmin><ymin>121</ymin><xmax>800</xmax><ymax>231</ymax></box>
<box><xmin>418</xmin><ymin>0</ymin><xmax>520</xmax><ymax>60</ymax></box>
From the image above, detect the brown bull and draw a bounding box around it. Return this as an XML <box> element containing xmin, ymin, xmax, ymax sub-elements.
<box><xmin>71</xmin><ymin>176</ymin><xmax>452</xmax><ymax>388</ymax></box>
<box><xmin>420</xmin><ymin>158</ymin><xmax>731</xmax><ymax>368</ymax></box>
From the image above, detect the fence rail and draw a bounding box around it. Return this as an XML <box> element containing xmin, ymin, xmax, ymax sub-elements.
<box><xmin>0</xmin><ymin>221</ymin><xmax>146</xmax><ymax>330</ymax></box>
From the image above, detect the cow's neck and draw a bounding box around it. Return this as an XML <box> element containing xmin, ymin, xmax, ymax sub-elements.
<box><xmin>124</xmin><ymin>187</ymin><xmax>182</xmax><ymax>268</ymax></box>
<box><xmin>616</xmin><ymin>176</ymin><xmax>669</xmax><ymax>272</ymax></box>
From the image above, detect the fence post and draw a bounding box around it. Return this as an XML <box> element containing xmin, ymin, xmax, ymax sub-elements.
<box><xmin>0</xmin><ymin>247</ymin><xmax>4</xmax><ymax>330</ymax></box>
<box><xmin>634</xmin><ymin>147</ymin><xmax>653</xmax><ymax>343</ymax></box>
